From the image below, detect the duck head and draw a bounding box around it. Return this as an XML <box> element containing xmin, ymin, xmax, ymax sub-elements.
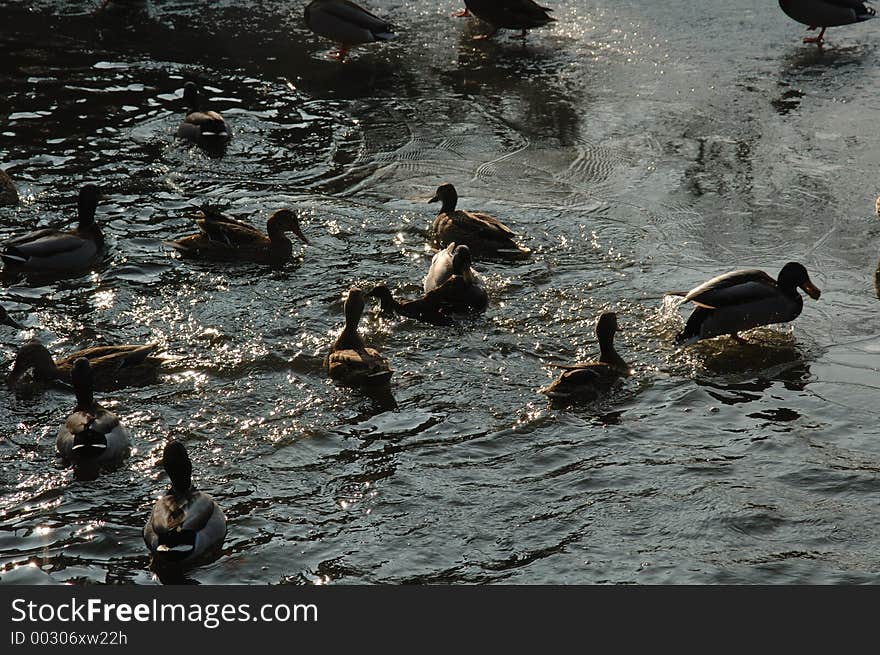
<box><xmin>78</xmin><ymin>184</ymin><xmax>102</xmax><ymax>228</ymax></box>
<box><xmin>182</xmin><ymin>82</ymin><xmax>201</xmax><ymax>111</ymax></box>
<box><xmin>429</xmin><ymin>183</ymin><xmax>459</xmax><ymax>213</ymax></box>
<box><xmin>595</xmin><ymin>312</ymin><xmax>619</xmax><ymax>342</ymax></box>
<box><xmin>8</xmin><ymin>341</ymin><xmax>57</xmax><ymax>385</ymax></box>
<box><xmin>163</xmin><ymin>440</ymin><xmax>193</xmax><ymax>494</ymax></box>
<box><xmin>451</xmin><ymin>244</ymin><xmax>473</xmax><ymax>275</ymax></box>
<box><xmin>71</xmin><ymin>358</ymin><xmax>95</xmax><ymax>410</ymax></box>
<box><xmin>778</xmin><ymin>262</ymin><xmax>821</xmax><ymax>300</ymax></box>
<box><xmin>269</xmin><ymin>209</ymin><xmax>309</xmax><ymax>244</ymax></box>
<box><xmin>366</xmin><ymin>284</ymin><xmax>394</xmax><ymax>311</ymax></box>
<box><xmin>344</xmin><ymin>287</ymin><xmax>366</xmax><ymax>328</ymax></box>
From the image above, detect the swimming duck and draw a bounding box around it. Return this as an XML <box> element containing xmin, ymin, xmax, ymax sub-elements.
<box><xmin>429</xmin><ymin>184</ymin><xmax>530</xmax><ymax>259</ymax></box>
<box><xmin>779</xmin><ymin>0</ymin><xmax>875</xmax><ymax>45</ymax></box>
<box><xmin>0</xmin><ymin>184</ymin><xmax>103</xmax><ymax>273</ymax></box>
<box><xmin>673</xmin><ymin>262</ymin><xmax>821</xmax><ymax>345</ymax></box>
<box><xmin>423</xmin><ymin>243</ymin><xmax>488</xmax><ymax>313</ymax></box>
<box><xmin>366</xmin><ymin>284</ymin><xmax>454</xmax><ymax>326</ymax></box>
<box><xmin>177</xmin><ymin>82</ymin><xmax>231</xmax><ymax>151</ymax></box>
<box><xmin>166</xmin><ymin>206</ymin><xmax>308</xmax><ymax>263</ymax></box>
<box><xmin>0</xmin><ymin>306</ymin><xmax>21</xmax><ymax>329</ymax></box>
<box><xmin>304</xmin><ymin>0</ymin><xmax>397</xmax><ymax>61</ymax></box>
<box><xmin>464</xmin><ymin>0</ymin><xmax>555</xmax><ymax>39</ymax></box>
<box><xmin>539</xmin><ymin>312</ymin><xmax>629</xmax><ymax>403</ymax></box>
<box><xmin>144</xmin><ymin>440</ymin><xmax>227</xmax><ymax>568</ymax></box>
<box><xmin>327</xmin><ymin>287</ymin><xmax>393</xmax><ymax>387</ymax></box>
<box><xmin>8</xmin><ymin>339</ymin><xmax>162</xmax><ymax>389</ymax></box>
<box><xmin>0</xmin><ymin>169</ymin><xmax>18</xmax><ymax>206</ymax></box>
<box><xmin>56</xmin><ymin>358</ymin><xmax>131</xmax><ymax>468</ymax></box>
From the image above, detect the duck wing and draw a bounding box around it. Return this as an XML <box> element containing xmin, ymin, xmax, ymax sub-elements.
<box><xmin>328</xmin><ymin>347</ymin><xmax>392</xmax><ymax>386</ymax></box>
<box><xmin>195</xmin><ymin>207</ymin><xmax>266</xmax><ymax>245</ymax></box>
<box><xmin>1</xmin><ymin>229</ymin><xmax>97</xmax><ymax>267</ymax></box>
<box><xmin>424</xmin><ymin>243</ymin><xmax>456</xmax><ymax>293</ymax></box>
<box><xmin>63</xmin><ymin>344</ymin><xmax>158</xmax><ymax>368</ymax></box>
<box><xmin>682</xmin><ymin>269</ymin><xmax>779</xmax><ymax>308</ymax></box>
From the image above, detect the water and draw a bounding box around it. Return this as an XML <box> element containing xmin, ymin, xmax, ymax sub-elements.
<box><xmin>1</xmin><ymin>0</ymin><xmax>880</xmax><ymax>585</ymax></box>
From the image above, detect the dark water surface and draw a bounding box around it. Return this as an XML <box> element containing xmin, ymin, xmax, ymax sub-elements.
<box><xmin>2</xmin><ymin>0</ymin><xmax>880</xmax><ymax>584</ymax></box>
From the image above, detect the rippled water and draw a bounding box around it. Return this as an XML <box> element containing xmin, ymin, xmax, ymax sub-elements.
<box><xmin>2</xmin><ymin>0</ymin><xmax>880</xmax><ymax>585</ymax></box>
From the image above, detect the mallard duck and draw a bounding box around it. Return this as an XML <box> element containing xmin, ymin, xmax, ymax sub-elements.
<box><xmin>366</xmin><ymin>284</ymin><xmax>454</xmax><ymax>326</ymax></box>
<box><xmin>0</xmin><ymin>306</ymin><xmax>21</xmax><ymax>329</ymax></box>
<box><xmin>429</xmin><ymin>184</ymin><xmax>530</xmax><ymax>259</ymax></box>
<box><xmin>56</xmin><ymin>358</ymin><xmax>131</xmax><ymax>468</ymax></box>
<box><xmin>144</xmin><ymin>440</ymin><xmax>227</xmax><ymax>568</ymax></box>
<box><xmin>177</xmin><ymin>82</ymin><xmax>231</xmax><ymax>150</ymax></box>
<box><xmin>539</xmin><ymin>312</ymin><xmax>629</xmax><ymax>403</ymax></box>
<box><xmin>464</xmin><ymin>0</ymin><xmax>555</xmax><ymax>39</ymax></box>
<box><xmin>423</xmin><ymin>243</ymin><xmax>488</xmax><ymax>313</ymax></box>
<box><xmin>8</xmin><ymin>339</ymin><xmax>162</xmax><ymax>389</ymax></box>
<box><xmin>779</xmin><ymin>0</ymin><xmax>875</xmax><ymax>45</ymax></box>
<box><xmin>304</xmin><ymin>0</ymin><xmax>397</xmax><ymax>61</ymax></box>
<box><xmin>673</xmin><ymin>262</ymin><xmax>821</xmax><ymax>345</ymax></box>
<box><xmin>166</xmin><ymin>206</ymin><xmax>308</xmax><ymax>263</ymax></box>
<box><xmin>0</xmin><ymin>184</ymin><xmax>103</xmax><ymax>273</ymax></box>
<box><xmin>0</xmin><ymin>169</ymin><xmax>18</xmax><ymax>206</ymax></box>
<box><xmin>326</xmin><ymin>287</ymin><xmax>393</xmax><ymax>387</ymax></box>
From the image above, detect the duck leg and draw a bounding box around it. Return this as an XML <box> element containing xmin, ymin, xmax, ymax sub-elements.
<box><xmin>452</xmin><ymin>8</ymin><xmax>471</xmax><ymax>17</ymax></box>
<box><xmin>803</xmin><ymin>27</ymin><xmax>826</xmax><ymax>45</ymax></box>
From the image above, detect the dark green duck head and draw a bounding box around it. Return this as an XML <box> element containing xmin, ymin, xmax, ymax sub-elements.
<box><xmin>163</xmin><ymin>440</ymin><xmax>193</xmax><ymax>495</ymax></box>
<box><xmin>778</xmin><ymin>262</ymin><xmax>821</xmax><ymax>300</ymax></box>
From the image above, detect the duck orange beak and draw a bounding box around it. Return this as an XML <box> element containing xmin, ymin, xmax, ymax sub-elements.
<box><xmin>801</xmin><ymin>280</ymin><xmax>821</xmax><ymax>300</ymax></box>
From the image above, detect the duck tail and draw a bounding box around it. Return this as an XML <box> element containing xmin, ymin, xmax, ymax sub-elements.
<box><xmin>675</xmin><ymin>307</ymin><xmax>709</xmax><ymax>346</ymax></box>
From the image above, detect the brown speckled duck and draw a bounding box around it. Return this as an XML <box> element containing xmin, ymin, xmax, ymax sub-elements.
<box><xmin>326</xmin><ymin>287</ymin><xmax>393</xmax><ymax>387</ymax></box>
<box><xmin>429</xmin><ymin>184</ymin><xmax>530</xmax><ymax>259</ymax></box>
<box><xmin>304</xmin><ymin>0</ymin><xmax>397</xmax><ymax>61</ymax></box>
<box><xmin>0</xmin><ymin>169</ymin><xmax>18</xmax><ymax>206</ymax></box>
<box><xmin>673</xmin><ymin>262</ymin><xmax>821</xmax><ymax>345</ymax></box>
<box><xmin>177</xmin><ymin>82</ymin><xmax>231</xmax><ymax>151</ymax></box>
<box><xmin>166</xmin><ymin>206</ymin><xmax>308</xmax><ymax>263</ymax></box>
<box><xmin>0</xmin><ymin>184</ymin><xmax>104</xmax><ymax>273</ymax></box>
<box><xmin>539</xmin><ymin>312</ymin><xmax>629</xmax><ymax>403</ymax></box>
<box><xmin>8</xmin><ymin>339</ymin><xmax>162</xmax><ymax>389</ymax></box>
<box><xmin>366</xmin><ymin>284</ymin><xmax>454</xmax><ymax>326</ymax></box>
<box><xmin>464</xmin><ymin>0</ymin><xmax>555</xmax><ymax>39</ymax></box>
<box><xmin>779</xmin><ymin>0</ymin><xmax>875</xmax><ymax>45</ymax></box>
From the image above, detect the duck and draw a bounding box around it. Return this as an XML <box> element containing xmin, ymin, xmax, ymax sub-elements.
<box><xmin>144</xmin><ymin>440</ymin><xmax>227</xmax><ymax>569</ymax></box>
<box><xmin>673</xmin><ymin>262</ymin><xmax>821</xmax><ymax>345</ymax></box>
<box><xmin>778</xmin><ymin>0</ymin><xmax>875</xmax><ymax>45</ymax></box>
<box><xmin>304</xmin><ymin>0</ymin><xmax>397</xmax><ymax>61</ymax></box>
<box><xmin>177</xmin><ymin>82</ymin><xmax>231</xmax><ymax>150</ymax></box>
<box><xmin>56</xmin><ymin>358</ymin><xmax>131</xmax><ymax>468</ymax></box>
<box><xmin>463</xmin><ymin>0</ymin><xmax>555</xmax><ymax>39</ymax></box>
<box><xmin>429</xmin><ymin>183</ymin><xmax>530</xmax><ymax>259</ymax></box>
<box><xmin>423</xmin><ymin>243</ymin><xmax>488</xmax><ymax>313</ymax></box>
<box><xmin>0</xmin><ymin>306</ymin><xmax>21</xmax><ymax>329</ymax></box>
<box><xmin>0</xmin><ymin>169</ymin><xmax>18</xmax><ymax>206</ymax></box>
<box><xmin>7</xmin><ymin>339</ymin><xmax>162</xmax><ymax>389</ymax></box>
<box><xmin>326</xmin><ymin>287</ymin><xmax>393</xmax><ymax>387</ymax></box>
<box><xmin>166</xmin><ymin>206</ymin><xmax>308</xmax><ymax>263</ymax></box>
<box><xmin>539</xmin><ymin>312</ymin><xmax>629</xmax><ymax>403</ymax></box>
<box><xmin>366</xmin><ymin>284</ymin><xmax>454</xmax><ymax>326</ymax></box>
<box><xmin>0</xmin><ymin>184</ymin><xmax>104</xmax><ymax>273</ymax></box>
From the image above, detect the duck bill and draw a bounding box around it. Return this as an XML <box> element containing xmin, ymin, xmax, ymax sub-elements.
<box><xmin>800</xmin><ymin>280</ymin><xmax>821</xmax><ymax>300</ymax></box>
<box><xmin>428</xmin><ymin>195</ymin><xmax>439</xmax><ymax>203</ymax></box>
<box><xmin>294</xmin><ymin>228</ymin><xmax>309</xmax><ymax>245</ymax></box>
